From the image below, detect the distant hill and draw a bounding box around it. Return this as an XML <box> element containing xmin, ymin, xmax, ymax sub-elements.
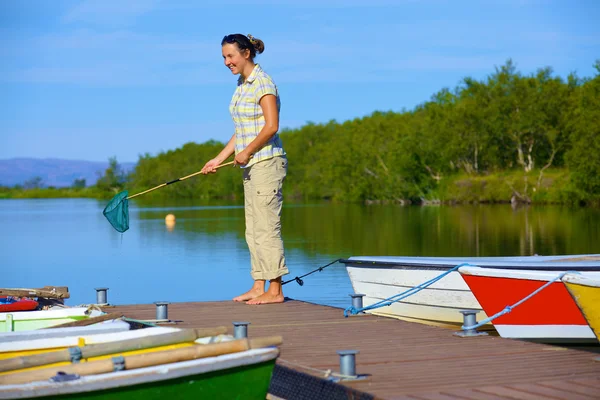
<box><xmin>0</xmin><ymin>158</ymin><xmax>136</xmax><ymax>188</ymax></box>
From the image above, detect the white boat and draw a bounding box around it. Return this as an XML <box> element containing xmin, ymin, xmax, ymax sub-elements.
<box><xmin>0</xmin><ymin>307</ymin><xmax>104</xmax><ymax>333</ymax></box>
<box><xmin>342</xmin><ymin>254</ymin><xmax>600</xmax><ymax>327</ymax></box>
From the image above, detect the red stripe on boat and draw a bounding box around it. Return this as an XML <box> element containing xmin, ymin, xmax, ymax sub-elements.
<box><xmin>462</xmin><ymin>275</ymin><xmax>587</xmax><ymax>325</ymax></box>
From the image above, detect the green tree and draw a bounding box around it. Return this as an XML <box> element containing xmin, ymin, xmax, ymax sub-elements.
<box><xmin>565</xmin><ymin>61</ymin><xmax>600</xmax><ymax>196</ymax></box>
<box><xmin>96</xmin><ymin>157</ymin><xmax>126</xmax><ymax>193</ymax></box>
<box><xmin>72</xmin><ymin>178</ymin><xmax>86</xmax><ymax>189</ymax></box>
<box><xmin>24</xmin><ymin>176</ymin><xmax>43</xmax><ymax>189</ymax></box>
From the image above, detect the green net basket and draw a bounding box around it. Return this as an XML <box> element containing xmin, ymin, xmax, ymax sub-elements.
<box><xmin>103</xmin><ymin>191</ymin><xmax>129</xmax><ymax>233</ymax></box>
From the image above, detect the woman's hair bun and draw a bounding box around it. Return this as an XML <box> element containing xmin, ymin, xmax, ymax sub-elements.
<box><xmin>247</xmin><ymin>34</ymin><xmax>265</xmax><ymax>54</ymax></box>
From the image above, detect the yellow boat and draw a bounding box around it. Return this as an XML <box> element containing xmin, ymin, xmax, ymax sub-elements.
<box><xmin>0</xmin><ymin>326</ymin><xmax>229</xmax><ymax>375</ymax></box>
<box><xmin>562</xmin><ymin>273</ymin><xmax>600</xmax><ymax>342</ymax></box>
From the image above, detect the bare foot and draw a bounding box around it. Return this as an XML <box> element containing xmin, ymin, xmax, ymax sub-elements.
<box><xmin>246</xmin><ymin>292</ymin><xmax>284</xmax><ymax>305</ymax></box>
<box><xmin>233</xmin><ymin>288</ymin><xmax>264</xmax><ymax>302</ymax></box>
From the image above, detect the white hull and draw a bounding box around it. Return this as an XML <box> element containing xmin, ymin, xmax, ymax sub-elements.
<box><xmin>0</xmin><ymin>307</ymin><xmax>106</xmax><ymax>334</ymax></box>
<box><xmin>346</xmin><ymin>265</ymin><xmax>487</xmax><ymax>326</ymax></box>
<box><xmin>0</xmin><ymin>307</ymin><xmax>103</xmax><ymax>322</ymax></box>
<box><xmin>0</xmin><ymin>319</ymin><xmax>131</xmax><ymax>343</ymax></box>
<box><xmin>495</xmin><ymin>324</ymin><xmax>594</xmax><ymax>341</ymax></box>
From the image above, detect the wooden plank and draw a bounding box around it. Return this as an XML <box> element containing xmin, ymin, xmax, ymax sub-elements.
<box><xmin>505</xmin><ymin>383</ymin><xmax>594</xmax><ymax>400</ymax></box>
<box><xmin>42</xmin><ymin>286</ymin><xmax>69</xmax><ymax>294</ymax></box>
<box><xmin>0</xmin><ymin>287</ymin><xmax>70</xmax><ymax>299</ymax></box>
<box><xmin>478</xmin><ymin>385</ymin><xmax>564</xmax><ymax>400</ymax></box>
<box><xmin>407</xmin><ymin>393</ymin><xmax>471</xmax><ymax>400</ymax></box>
<box><xmin>385</xmin><ymin>397</ymin><xmax>418</xmax><ymax>400</ymax></box>
<box><xmin>539</xmin><ymin>379</ymin><xmax>600</xmax><ymax>397</ymax></box>
<box><xmin>436</xmin><ymin>388</ymin><xmax>514</xmax><ymax>400</ymax></box>
<box><xmin>567</xmin><ymin>377</ymin><xmax>600</xmax><ymax>389</ymax></box>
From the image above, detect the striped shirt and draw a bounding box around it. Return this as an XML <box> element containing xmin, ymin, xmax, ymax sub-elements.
<box><xmin>229</xmin><ymin>64</ymin><xmax>285</xmax><ymax>168</ymax></box>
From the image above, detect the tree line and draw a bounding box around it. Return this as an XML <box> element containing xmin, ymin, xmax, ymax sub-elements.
<box><xmin>5</xmin><ymin>60</ymin><xmax>599</xmax><ymax>204</ymax></box>
<box><xmin>122</xmin><ymin>60</ymin><xmax>599</xmax><ymax>205</ymax></box>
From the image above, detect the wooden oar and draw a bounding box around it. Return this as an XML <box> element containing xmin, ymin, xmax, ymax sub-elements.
<box><xmin>0</xmin><ymin>327</ymin><xmax>228</xmax><ymax>373</ymax></box>
<box><xmin>41</xmin><ymin>312</ymin><xmax>124</xmax><ymax>329</ymax></box>
<box><xmin>0</xmin><ymin>336</ymin><xmax>282</xmax><ymax>385</ymax></box>
<box><xmin>0</xmin><ymin>287</ymin><xmax>70</xmax><ymax>299</ymax></box>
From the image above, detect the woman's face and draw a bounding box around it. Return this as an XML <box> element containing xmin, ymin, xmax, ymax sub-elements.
<box><xmin>222</xmin><ymin>43</ymin><xmax>249</xmax><ymax>75</ymax></box>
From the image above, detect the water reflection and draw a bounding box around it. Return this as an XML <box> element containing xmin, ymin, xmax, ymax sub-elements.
<box><xmin>1</xmin><ymin>199</ymin><xmax>599</xmax><ymax>308</ymax></box>
<box><xmin>276</xmin><ymin>203</ymin><xmax>600</xmax><ymax>258</ymax></box>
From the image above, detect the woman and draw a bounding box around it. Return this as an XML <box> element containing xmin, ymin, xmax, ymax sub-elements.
<box><xmin>201</xmin><ymin>34</ymin><xmax>289</xmax><ymax>305</ymax></box>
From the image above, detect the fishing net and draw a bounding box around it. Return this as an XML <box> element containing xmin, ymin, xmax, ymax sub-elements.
<box><xmin>101</xmin><ymin>160</ymin><xmax>234</xmax><ymax>233</ymax></box>
<box><xmin>103</xmin><ymin>191</ymin><xmax>129</xmax><ymax>233</ymax></box>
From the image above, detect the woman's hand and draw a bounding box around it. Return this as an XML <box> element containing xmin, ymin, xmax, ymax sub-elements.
<box><xmin>234</xmin><ymin>150</ymin><xmax>252</xmax><ymax>166</ymax></box>
<box><xmin>201</xmin><ymin>158</ymin><xmax>220</xmax><ymax>174</ymax></box>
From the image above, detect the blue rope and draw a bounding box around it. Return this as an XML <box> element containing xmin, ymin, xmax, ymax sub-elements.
<box><xmin>344</xmin><ymin>263</ymin><xmax>474</xmax><ymax>317</ymax></box>
<box><xmin>461</xmin><ymin>270</ymin><xmax>580</xmax><ymax>331</ymax></box>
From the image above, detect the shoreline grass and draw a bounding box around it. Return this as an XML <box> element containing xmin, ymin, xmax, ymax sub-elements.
<box><xmin>2</xmin><ymin>168</ymin><xmax>598</xmax><ymax>206</ymax></box>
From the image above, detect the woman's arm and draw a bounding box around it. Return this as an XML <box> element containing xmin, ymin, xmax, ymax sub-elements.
<box><xmin>234</xmin><ymin>94</ymin><xmax>279</xmax><ymax>166</ymax></box>
<box><xmin>215</xmin><ymin>134</ymin><xmax>236</xmax><ymax>164</ymax></box>
<box><xmin>201</xmin><ymin>134</ymin><xmax>236</xmax><ymax>174</ymax></box>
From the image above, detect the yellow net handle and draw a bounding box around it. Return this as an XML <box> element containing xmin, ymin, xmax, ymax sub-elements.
<box><xmin>127</xmin><ymin>161</ymin><xmax>235</xmax><ymax>200</ymax></box>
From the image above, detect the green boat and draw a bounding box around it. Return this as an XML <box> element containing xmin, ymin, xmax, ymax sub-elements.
<box><xmin>0</xmin><ymin>347</ymin><xmax>279</xmax><ymax>399</ymax></box>
<box><xmin>1</xmin><ymin>308</ymin><xmax>103</xmax><ymax>332</ymax></box>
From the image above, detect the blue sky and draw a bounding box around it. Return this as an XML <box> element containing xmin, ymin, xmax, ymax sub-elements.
<box><xmin>1</xmin><ymin>0</ymin><xmax>599</xmax><ymax>162</ymax></box>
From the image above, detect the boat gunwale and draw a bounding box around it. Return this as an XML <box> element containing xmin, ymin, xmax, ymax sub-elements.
<box><xmin>562</xmin><ymin>273</ymin><xmax>600</xmax><ymax>287</ymax></box>
<box><xmin>341</xmin><ymin>255</ymin><xmax>600</xmax><ymax>271</ymax></box>
<box><xmin>0</xmin><ymin>326</ymin><xmax>182</xmax><ymax>353</ymax></box>
<box><xmin>0</xmin><ymin>320</ymin><xmax>131</xmax><ymax>343</ymax></box>
<box><xmin>458</xmin><ymin>266</ymin><xmax>600</xmax><ymax>281</ymax></box>
<box><xmin>0</xmin><ymin>308</ymin><xmax>104</xmax><ymax>321</ymax></box>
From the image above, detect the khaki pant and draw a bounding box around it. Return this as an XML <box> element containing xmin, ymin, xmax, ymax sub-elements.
<box><xmin>243</xmin><ymin>156</ymin><xmax>289</xmax><ymax>280</ymax></box>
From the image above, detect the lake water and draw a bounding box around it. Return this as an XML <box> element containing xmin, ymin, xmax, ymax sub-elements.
<box><xmin>2</xmin><ymin>199</ymin><xmax>599</xmax><ymax>309</ymax></box>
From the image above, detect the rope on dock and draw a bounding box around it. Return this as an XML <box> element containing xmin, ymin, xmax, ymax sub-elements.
<box><xmin>461</xmin><ymin>270</ymin><xmax>579</xmax><ymax>331</ymax></box>
<box><xmin>282</xmin><ymin>259</ymin><xmax>343</xmax><ymax>286</ymax></box>
<box><xmin>344</xmin><ymin>263</ymin><xmax>474</xmax><ymax>317</ymax></box>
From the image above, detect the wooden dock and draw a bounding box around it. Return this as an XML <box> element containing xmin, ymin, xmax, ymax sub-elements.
<box><xmin>107</xmin><ymin>299</ymin><xmax>600</xmax><ymax>400</ymax></box>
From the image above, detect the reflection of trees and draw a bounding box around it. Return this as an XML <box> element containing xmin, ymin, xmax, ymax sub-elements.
<box><xmin>132</xmin><ymin>202</ymin><xmax>600</xmax><ymax>258</ymax></box>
